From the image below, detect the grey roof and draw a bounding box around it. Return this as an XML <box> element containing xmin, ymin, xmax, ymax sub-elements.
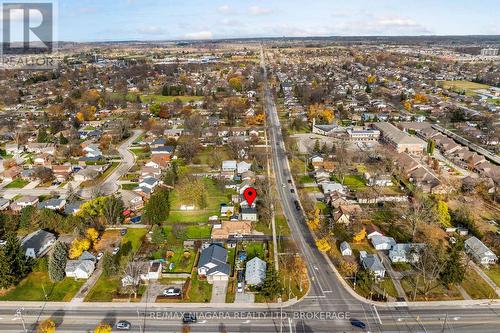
<box><xmin>151</xmin><ymin>146</ymin><xmax>174</xmax><ymax>154</ymax></box>
<box><xmin>64</xmin><ymin>201</ymin><xmax>83</xmax><ymax>215</ymax></box>
<box><xmin>373</xmin><ymin>122</ymin><xmax>426</xmax><ymax>146</ymax></box>
<box><xmin>241</xmin><ymin>207</ymin><xmax>257</xmax><ymax>214</ymax></box>
<box><xmin>199</xmin><ymin>244</ymin><xmax>230</xmax><ymax>275</ymax></box>
<box><xmin>465</xmin><ymin>236</ymin><xmax>498</xmax><ymax>260</ymax></box>
<box><xmin>65</xmin><ymin>259</ymin><xmax>95</xmax><ymax>274</ymax></box>
<box><xmin>38</xmin><ymin>198</ymin><xmax>65</xmax><ymax>209</ymax></box>
<box><xmin>359</xmin><ymin>251</ymin><xmax>385</xmax><ymax>272</ymax></box>
<box><xmin>245</xmin><ymin>257</ymin><xmax>267</xmax><ymax>285</ymax></box>
<box><xmin>370</xmin><ymin>235</ymin><xmax>396</xmax><ymax>248</ymax></box>
<box><xmin>21</xmin><ymin>230</ymin><xmax>56</xmax><ymax>253</ymax></box>
<box><xmin>141</xmin><ymin>177</ymin><xmax>158</xmax><ymax>186</ymax></box>
<box><xmin>79</xmin><ymin>251</ymin><xmax>97</xmax><ymax>262</ymax></box>
<box><xmin>340</xmin><ymin>241</ymin><xmax>352</xmax><ymax>253</ymax></box>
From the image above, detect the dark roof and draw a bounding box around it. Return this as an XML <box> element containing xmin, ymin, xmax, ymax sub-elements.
<box><xmin>199</xmin><ymin>244</ymin><xmax>230</xmax><ymax>275</ymax></box>
<box><xmin>151</xmin><ymin>146</ymin><xmax>174</xmax><ymax>154</ymax></box>
<box><xmin>241</xmin><ymin>207</ymin><xmax>257</xmax><ymax>214</ymax></box>
<box><xmin>21</xmin><ymin>230</ymin><xmax>55</xmax><ymax>252</ymax></box>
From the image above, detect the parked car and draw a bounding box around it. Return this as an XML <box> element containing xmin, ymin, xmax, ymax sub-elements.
<box><xmin>288</xmin><ymin>179</ymin><xmax>292</xmax><ymax>184</ymax></box>
<box><xmin>96</xmin><ymin>252</ymin><xmax>104</xmax><ymax>261</ymax></box>
<box><xmin>163</xmin><ymin>287</ymin><xmax>181</xmax><ymax>297</ymax></box>
<box><xmin>120</xmin><ymin>229</ymin><xmax>127</xmax><ymax>236</ymax></box>
<box><xmin>182</xmin><ymin>313</ymin><xmax>197</xmax><ymax>324</ymax></box>
<box><xmin>0</xmin><ymin>239</ymin><xmax>6</xmax><ymax>246</ymax></box>
<box><xmin>237</xmin><ymin>282</ymin><xmax>243</xmax><ymax>293</ymax></box>
<box><xmin>350</xmin><ymin>319</ymin><xmax>366</xmax><ymax>329</ymax></box>
<box><xmin>112</xmin><ymin>247</ymin><xmax>120</xmax><ymax>255</ymax></box>
<box><xmin>116</xmin><ymin>320</ymin><xmax>131</xmax><ymax>330</ymax></box>
<box><xmin>237</xmin><ymin>270</ymin><xmax>244</xmax><ymax>282</ymax></box>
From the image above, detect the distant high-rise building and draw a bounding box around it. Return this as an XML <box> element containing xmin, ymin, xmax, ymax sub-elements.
<box><xmin>480</xmin><ymin>48</ymin><xmax>499</xmax><ymax>56</ymax></box>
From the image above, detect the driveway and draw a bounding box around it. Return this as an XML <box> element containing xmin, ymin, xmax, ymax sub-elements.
<box><xmin>211</xmin><ymin>280</ymin><xmax>228</xmax><ymax>303</ymax></box>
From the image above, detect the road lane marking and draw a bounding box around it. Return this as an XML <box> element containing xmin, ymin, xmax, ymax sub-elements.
<box><xmin>372</xmin><ymin>305</ymin><xmax>383</xmax><ymax>325</ymax></box>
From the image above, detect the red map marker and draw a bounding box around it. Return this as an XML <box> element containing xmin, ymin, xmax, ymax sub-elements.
<box><xmin>243</xmin><ymin>187</ymin><xmax>257</xmax><ymax>206</ymax></box>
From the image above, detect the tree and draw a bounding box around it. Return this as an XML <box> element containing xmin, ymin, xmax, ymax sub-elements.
<box><xmin>316</xmin><ymin>237</ymin><xmax>331</xmax><ymax>253</ymax></box>
<box><xmin>434</xmin><ymin>200</ymin><xmax>451</xmax><ymax>228</ymax></box>
<box><xmin>143</xmin><ymin>188</ymin><xmax>170</xmax><ymax>225</ymax></box>
<box><xmin>228</xmin><ymin>76</ymin><xmax>243</xmax><ymax>92</ymax></box>
<box><xmin>68</xmin><ymin>238</ymin><xmax>91</xmax><ymax>259</ymax></box>
<box><xmin>313</xmin><ymin>139</ymin><xmax>321</xmax><ymax>153</ymax></box>
<box><xmin>37</xmin><ymin>319</ymin><xmax>56</xmax><ymax>333</ymax></box>
<box><xmin>122</xmin><ymin>260</ymin><xmax>143</xmax><ymax>298</ymax></box>
<box><xmin>441</xmin><ymin>242</ymin><xmax>466</xmax><ymax>287</ymax></box>
<box><xmin>94</xmin><ymin>322</ymin><xmax>112</xmax><ymax>333</ymax></box>
<box><xmin>102</xmin><ymin>195</ymin><xmax>124</xmax><ymax>225</ymax></box>
<box><xmin>37</xmin><ymin>127</ymin><xmax>49</xmax><ymax>143</ymax></box>
<box><xmin>151</xmin><ymin>225</ymin><xmax>165</xmax><ymax>245</ymax></box>
<box><xmin>48</xmin><ymin>241</ymin><xmax>67</xmax><ymax>282</ymax></box>
<box><xmin>411</xmin><ymin>243</ymin><xmax>446</xmax><ymax>297</ymax></box>
<box><xmin>102</xmin><ymin>251</ymin><xmax>118</xmax><ymax>277</ymax></box>
<box><xmin>340</xmin><ymin>260</ymin><xmax>358</xmax><ymax>277</ymax></box>
<box><xmin>0</xmin><ymin>232</ymin><xmax>32</xmax><ymax>288</ymax></box>
<box><xmin>427</xmin><ymin>139</ymin><xmax>435</xmax><ymax>155</ymax></box>
<box><xmin>307</xmin><ymin>208</ymin><xmax>321</xmax><ymax>231</ymax></box>
<box><xmin>353</xmin><ymin>227</ymin><xmax>366</xmax><ymax>242</ymax></box>
<box><xmin>86</xmin><ymin>228</ymin><xmax>99</xmax><ymax>244</ymax></box>
<box><xmin>177</xmin><ymin>135</ymin><xmax>200</xmax><ymax>163</ymax></box>
<box><xmin>260</xmin><ymin>264</ymin><xmax>282</xmax><ymax>299</ymax></box>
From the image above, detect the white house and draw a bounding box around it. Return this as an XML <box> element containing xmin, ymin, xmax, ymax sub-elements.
<box><xmin>465</xmin><ymin>236</ymin><xmax>498</xmax><ymax>266</ymax></box>
<box><xmin>389</xmin><ymin>243</ymin><xmax>425</xmax><ymax>263</ymax></box>
<box><xmin>237</xmin><ymin>161</ymin><xmax>252</xmax><ymax>175</ymax></box>
<box><xmin>359</xmin><ymin>251</ymin><xmax>386</xmax><ymax>278</ymax></box>
<box><xmin>245</xmin><ymin>257</ymin><xmax>267</xmax><ymax>286</ymax></box>
<box><xmin>240</xmin><ymin>207</ymin><xmax>258</xmax><ymax>221</ymax></box>
<box><xmin>65</xmin><ymin>260</ymin><xmax>95</xmax><ymax>279</ymax></box>
<box><xmin>340</xmin><ymin>241</ymin><xmax>352</xmax><ymax>256</ymax></box>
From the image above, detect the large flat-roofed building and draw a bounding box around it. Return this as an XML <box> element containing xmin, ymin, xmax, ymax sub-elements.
<box><xmin>346</xmin><ymin>127</ymin><xmax>380</xmax><ymax>141</ymax></box>
<box><xmin>373</xmin><ymin>122</ymin><xmax>426</xmax><ymax>155</ymax></box>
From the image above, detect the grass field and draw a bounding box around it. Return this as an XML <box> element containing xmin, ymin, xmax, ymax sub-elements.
<box><xmin>379</xmin><ymin>278</ymin><xmax>399</xmax><ymax>298</ymax></box>
<box><xmin>167</xmin><ymin>178</ymin><xmax>234</xmax><ymax>223</ymax></box>
<box><xmin>84</xmin><ymin>276</ymin><xmax>120</xmax><ymax>302</ymax></box>
<box><xmin>186</xmin><ymin>272</ymin><xmax>212</xmax><ymax>302</ymax></box>
<box><xmin>166</xmin><ymin>248</ymin><xmax>196</xmax><ymax>273</ymax></box>
<box><xmin>121</xmin><ymin>183</ymin><xmax>137</xmax><ymax>190</ymax></box>
<box><xmin>243</xmin><ymin>242</ymin><xmax>265</xmax><ymax>260</ymax></box>
<box><xmin>484</xmin><ymin>265</ymin><xmax>500</xmax><ymax>288</ymax></box>
<box><xmin>438</xmin><ymin>80</ymin><xmax>490</xmax><ymax>91</ymax></box>
<box><xmin>0</xmin><ymin>272</ymin><xmax>84</xmax><ymax>301</ymax></box>
<box><xmin>462</xmin><ymin>268</ymin><xmax>497</xmax><ymax>299</ymax></box>
<box><xmin>121</xmin><ymin>228</ymin><xmax>148</xmax><ymax>254</ymax></box>
<box><xmin>141</xmin><ymin>94</ymin><xmax>204</xmax><ymax>104</ymax></box>
<box><xmin>4</xmin><ymin>178</ymin><xmax>29</xmax><ymax>189</ymax></box>
<box><xmin>185</xmin><ymin>225</ymin><xmax>212</xmax><ymax>239</ymax></box>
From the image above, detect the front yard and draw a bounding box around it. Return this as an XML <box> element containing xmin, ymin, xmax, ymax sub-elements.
<box><xmin>462</xmin><ymin>268</ymin><xmax>497</xmax><ymax>299</ymax></box>
<box><xmin>84</xmin><ymin>276</ymin><xmax>121</xmax><ymax>302</ymax></box>
<box><xmin>0</xmin><ymin>272</ymin><xmax>84</xmax><ymax>301</ymax></box>
<box><xmin>4</xmin><ymin>178</ymin><xmax>29</xmax><ymax>189</ymax></box>
<box><xmin>186</xmin><ymin>272</ymin><xmax>212</xmax><ymax>302</ymax></box>
<box><xmin>483</xmin><ymin>265</ymin><xmax>500</xmax><ymax>288</ymax></box>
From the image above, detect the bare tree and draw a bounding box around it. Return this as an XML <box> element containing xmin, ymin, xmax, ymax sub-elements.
<box><xmin>122</xmin><ymin>260</ymin><xmax>144</xmax><ymax>299</ymax></box>
<box><xmin>103</xmin><ymin>195</ymin><xmax>124</xmax><ymax>226</ymax></box>
<box><xmin>410</xmin><ymin>244</ymin><xmax>446</xmax><ymax>299</ymax></box>
<box><xmin>405</xmin><ymin>191</ymin><xmax>434</xmax><ymax>241</ymax></box>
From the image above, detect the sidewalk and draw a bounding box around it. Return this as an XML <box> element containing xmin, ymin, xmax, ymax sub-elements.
<box><xmin>70</xmin><ymin>267</ymin><xmax>103</xmax><ymax>304</ymax></box>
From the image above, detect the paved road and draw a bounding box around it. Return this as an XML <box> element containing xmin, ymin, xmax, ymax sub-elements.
<box><xmin>78</xmin><ymin>129</ymin><xmax>142</xmax><ymax>199</ymax></box>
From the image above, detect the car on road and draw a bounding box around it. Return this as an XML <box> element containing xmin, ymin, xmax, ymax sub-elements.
<box><xmin>290</xmin><ymin>188</ymin><xmax>295</xmax><ymax>193</ymax></box>
<box><xmin>350</xmin><ymin>319</ymin><xmax>366</xmax><ymax>329</ymax></box>
<box><xmin>237</xmin><ymin>282</ymin><xmax>244</xmax><ymax>293</ymax></box>
<box><xmin>112</xmin><ymin>247</ymin><xmax>120</xmax><ymax>255</ymax></box>
<box><xmin>182</xmin><ymin>312</ymin><xmax>197</xmax><ymax>324</ymax></box>
<box><xmin>116</xmin><ymin>320</ymin><xmax>131</xmax><ymax>330</ymax></box>
<box><xmin>163</xmin><ymin>287</ymin><xmax>181</xmax><ymax>297</ymax></box>
<box><xmin>288</xmin><ymin>179</ymin><xmax>292</xmax><ymax>184</ymax></box>
<box><xmin>120</xmin><ymin>229</ymin><xmax>127</xmax><ymax>236</ymax></box>
<box><xmin>96</xmin><ymin>252</ymin><xmax>104</xmax><ymax>261</ymax></box>
<box><xmin>293</xmin><ymin>200</ymin><xmax>301</xmax><ymax>210</ymax></box>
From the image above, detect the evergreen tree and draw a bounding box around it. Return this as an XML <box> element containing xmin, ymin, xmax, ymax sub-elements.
<box><xmin>261</xmin><ymin>264</ymin><xmax>282</xmax><ymax>300</ymax></box>
<box><xmin>143</xmin><ymin>188</ymin><xmax>170</xmax><ymax>225</ymax></box>
<box><xmin>59</xmin><ymin>133</ymin><xmax>68</xmax><ymax>144</ymax></box>
<box><xmin>37</xmin><ymin>127</ymin><xmax>49</xmax><ymax>143</ymax></box>
<box><xmin>441</xmin><ymin>242</ymin><xmax>466</xmax><ymax>287</ymax></box>
<box><xmin>0</xmin><ymin>232</ymin><xmax>32</xmax><ymax>288</ymax></box>
<box><xmin>313</xmin><ymin>139</ymin><xmax>321</xmax><ymax>153</ymax></box>
<box><xmin>48</xmin><ymin>241</ymin><xmax>67</xmax><ymax>282</ymax></box>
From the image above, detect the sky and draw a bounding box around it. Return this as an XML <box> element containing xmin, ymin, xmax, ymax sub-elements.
<box><xmin>6</xmin><ymin>0</ymin><xmax>500</xmax><ymax>42</ymax></box>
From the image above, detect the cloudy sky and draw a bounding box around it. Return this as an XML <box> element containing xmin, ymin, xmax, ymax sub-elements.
<box><xmin>51</xmin><ymin>0</ymin><xmax>500</xmax><ymax>41</ymax></box>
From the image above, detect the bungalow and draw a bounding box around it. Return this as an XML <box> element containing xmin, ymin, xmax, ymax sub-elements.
<box><xmin>2</xmin><ymin>166</ymin><xmax>22</xmax><ymax>181</ymax></box>
<box><xmin>74</xmin><ymin>168</ymin><xmax>100</xmax><ymax>182</ymax></box>
<box><xmin>237</xmin><ymin>161</ymin><xmax>252</xmax><ymax>175</ymax></box>
<box><xmin>197</xmin><ymin>244</ymin><xmax>230</xmax><ymax>283</ymax></box>
<box><xmin>65</xmin><ymin>259</ymin><xmax>95</xmax><ymax>279</ymax></box>
<box><xmin>82</xmin><ymin>144</ymin><xmax>102</xmax><ymax>158</ymax></box>
<box><xmin>38</xmin><ymin>198</ymin><xmax>66</xmax><ymax>211</ymax></box>
<box><xmin>245</xmin><ymin>257</ymin><xmax>267</xmax><ymax>286</ymax></box>
<box><xmin>389</xmin><ymin>243</ymin><xmax>425</xmax><ymax>263</ymax></box>
<box><xmin>11</xmin><ymin>195</ymin><xmax>39</xmax><ymax>211</ymax></box>
<box><xmin>221</xmin><ymin>160</ymin><xmax>237</xmax><ymax>178</ymax></box>
<box><xmin>240</xmin><ymin>207</ymin><xmax>258</xmax><ymax>221</ymax></box>
<box><xmin>21</xmin><ymin>230</ymin><xmax>56</xmax><ymax>258</ymax></box>
<box><xmin>365</xmin><ymin>173</ymin><xmax>393</xmax><ymax>187</ymax></box>
<box><xmin>340</xmin><ymin>241</ymin><xmax>352</xmax><ymax>256</ymax></box>
<box><xmin>359</xmin><ymin>251</ymin><xmax>386</xmax><ymax>278</ymax></box>
<box><xmin>370</xmin><ymin>235</ymin><xmax>396</xmax><ymax>250</ymax></box>
<box><xmin>465</xmin><ymin>236</ymin><xmax>498</xmax><ymax>266</ymax></box>
<box><xmin>0</xmin><ymin>198</ymin><xmax>10</xmax><ymax>210</ymax></box>
<box><xmin>138</xmin><ymin>177</ymin><xmax>160</xmax><ymax>190</ymax></box>
<box><xmin>64</xmin><ymin>201</ymin><xmax>83</xmax><ymax>215</ymax></box>
<box><xmin>151</xmin><ymin>146</ymin><xmax>174</xmax><ymax>156</ymax></box>
<box><xmin>211</xmin><ymin>221</ymin><xmax>252</xmax><ymax>240</ymax></box>
<box><xmin>321</xmin><ymin>182</ymin><xmax>347</xmax><ymax>195</ymax></box>
<box><xmin>51</xmin><ymin>165</ymin><xmax>72</xmax><ymax>182</ymax></box>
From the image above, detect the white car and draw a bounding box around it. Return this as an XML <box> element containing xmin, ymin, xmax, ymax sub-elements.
<box><xmin>237</xmin><ymin>282</ymin><xmax>244</xmax><ymax>293</ymax></box>
<box><xmin>112</xmin><ymin>247</ymin><xmax>120</xmax><ymax>255</ymax></box>
<box><xmin>96</xmin><ymin>252</ymin><xmax>104</xmax><ymax>261</ymax></box>
<box><xmin>116</xmin><ymin>320</ymin><xmax>131</xmax><ymax>330</ymax></box>
<box><xmin>0</xmin><ymin>240</ymin><xmax>7</xmax><ymax>246</ymax></box>
<box><xmin>163</xmin><ymin>287</ymin><xmax>181</xmax><ymax>297</ymax></box>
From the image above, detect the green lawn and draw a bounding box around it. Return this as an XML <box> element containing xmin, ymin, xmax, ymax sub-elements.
<box><xmin>438</xmin><ymin>80</ymin><xmax>490</xmax><ymax>91</ymax></box>
<box><xmin>167</xmin><ymin>178</ymin><xmax>234</xmax><ymax>223</ymax></box>
<box><xmin>121</xmin><ymin>228</ymin><xmax>148</xmax><ymax>254</ymax></box>
<box><xmin>185</xmin><ymin>225</ymin><xmax>212</xmax><ymax>239</ymax></box>
<box><xmin>340</xmin><ymin>174</ymin><xmax>367</xmax><ymax>189</ymax></box>
<box><xmin>166</xmin><ymin>247</ymin><xmax>196</xmax><ymax>273</ymax></box>
<box><xmin>484</xmin><ymin>265</ymin><xmax>500</xmax><ymax>288</ymax></box>
<box><xmin>121</xmin><ymin>183</ymin><xmax>137</xmax><ymax>190</ymax></box>
<box><xmin>4</xmin><ymin>178</ymin><xmax>29</xmax><ymax>189</ymax></box>
<box><xmin>141</xmin><ymin>94</ymin><xmax>203</xmax><ymax>104</ymax></box>
<box><xmin>298</xmin><ymin>174</ymin><xmax>315</xmax><ymax>184</ymax></box>
<box><xmin>378</xmin><ymin>278</ymin><xmax>399</xmax><ymax>298</ymax></box>
<box><xmin>84</xmin><ymin>276</ymin><xmax>120</xmax><ymax>302</ymax></box>
<box><xmin>187</xmin><ymin>272</ymin><xmax>212</xmax><ymax>302</ymax></box>
<box><xmin>0</xmin><ymin>272</ymin><xmax>84</xmax><ymax>301</ymax></box>
<box><xmin>243</xmin><ymin>242</ymin><xmax>265</xmax><ymax>260</ymax></box>
<box><xmin>462</xmin><ymin>268</ymin><xmax>497</xmax><ymax>299</ymax></box>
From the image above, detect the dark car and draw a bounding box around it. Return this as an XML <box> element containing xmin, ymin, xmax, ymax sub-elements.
<box><xmin>290</xmin><ymin>188</ymin><xmax>295</xmax><ymax>193</ymax></box>
<box><xmin>182</xmin><ymin>312</ymin><xmax>197</xmax><ymax>324</ymax></box>
<box><xmin>350</xmin><ymin>319</ymin><xmax>366</xmax><ymax>329</ymax></box>
<box><xmin>237</xmin><ymin>270</ymin><xmax>244</xmax><ymax>282</ymax></box>
<box><xmin>287</xmin><ymin>179</ymin><xmax>292</xmax><ymax>184</ymax></box>
<box><xmin>293</xmin><ymin>200</ymin><xmax>301</xmax><ymax>210</ymax></box>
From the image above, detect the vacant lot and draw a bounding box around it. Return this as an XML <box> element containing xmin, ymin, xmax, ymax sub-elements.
<box><xmin>4</xmin><ymin>178</ymin><xmax>29</xmax><ymax>189</ymax></box>
<box><xmin>0</xmin><ymin>272</ymin><xmax>84</xmax><ymax>301</ymax></box>
<box><xmin>84</xmin><ymin>276</ymin><xmax>120</xmax><ymax>302</ymax></box>
<box><xmin>438</xmin><ymin>80</ymin><xmax>490</xmax><ymax>91</ymax></box>
<box><xmin>462</xmin><ymin>267</ymin><xmax>497</xmax><ymax>299</ymax></box>
<box><xmin>141</xmin><ymin>95</ymin><xmax>203</xmax><ymax>104</ymax></box>
<box><xmin>94</xmin><ymin>229</ymin><xmax>121</xmax><ymax>252</ymax></box>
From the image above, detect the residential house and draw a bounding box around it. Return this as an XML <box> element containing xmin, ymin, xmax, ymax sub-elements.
<box><xmin>211</xmin><ymin>221</ymin><xmax>252</xmax><ymax>240</ymax></box>
<box><xmin>51</xmin><ymin>165</ymin><xmax>72</xmax><ymax>182</ymax></box>
<box><xmin>237</xmin><ymin>161</ymin><xmax>252</xmax><ymax>175</ymax></box>
<box><xmin>11</xmin><ymin>195</ymin><xmax>39</xmax><ymax>211</ymax></box>
<box><xmin>73</xmin><ymin>168</ymin><xmax>100</xmax><ymax>182</ymax></box>
<box><xmin>245</xmin><ymin>257</ymin><xmax>267</xmax><ymax>286</ymax></box>
<box><xmin>221</xmin><ymin>160</ymin><xmax>237</xmax><ymax>179</ymax></box>
<box><xmin>465</xmin><ymin>236</ymin><xmax>498</xmax><ymax>266</ymax></box>
<box><xmin>240</xmin><ymin>207</ymin><xmax>258</xmax><ymax>221</ymax></box>
<box><xmin>340</xmin><ymin>241</ymin><xmax>352</xmax><ymax>256</ymax></box>
<box><xmin>38</xmin><ymin>198</ymin><xmax>66</xmax><ymax>211</ymax></box>
<box><xmin>197</xmin><ymin>244</ymin><xmax>230</xmax><ymax>283</ymax></box>
<box><xmin>65</xmin><ymin>254</ymin><xmax>96</xmax><ymax>279</ymax></box>
<box><xmin>359</xmin><ymin>251</ymin><xmax>386</xmax><ymax>278</ymax></box>
<box><xmin>2</xmin><ymin>166</ymin><xmax>22</xmax><ymax>181</ymax></box>
<box><xmin>21</xmin><ymin>230</ymin><xmax>56</xmax><ymax>258</ymax></box>
<box><xmin>0</xmin><ymin>198</ymin><xmax>10</xmax><ymax>210</ymax></box>
<box><xmin>370</xmin><ymin>235</ymin><xmax>396</xmax><ymax>250</ymax></box>
<box><xmin>64</xmin><ymin>201</ymin><xmax>83</xmax><ymax>215</ymax></box>
<box><xmin>389</xmin><ymin>243</ymin><xmax>425</xmax><ymax>263</ymax></box>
